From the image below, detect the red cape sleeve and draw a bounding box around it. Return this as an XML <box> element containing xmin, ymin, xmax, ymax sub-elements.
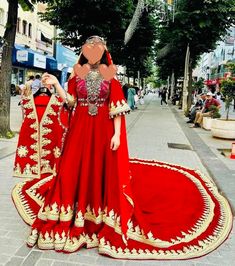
<box><xmin>109</xmin><ymin>79</ymin><xmax>130</xmax><ymax>118</ymax></box>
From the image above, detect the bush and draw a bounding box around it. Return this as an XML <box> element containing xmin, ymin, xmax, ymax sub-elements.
<box><xmin>221</xmin><ymin>78</ymin><xmax>235</xmax><ymax>120</ymax></box>
<box><xmin>208</xmin><ymin>105</ymin><xmax>221</xmax><ymax>119</ymax></box>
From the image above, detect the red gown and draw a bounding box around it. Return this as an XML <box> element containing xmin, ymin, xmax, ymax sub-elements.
<box><xmin>12</xmin><ymin>72</ymin><xmax>232</xmax><ymax>260</ymax></box>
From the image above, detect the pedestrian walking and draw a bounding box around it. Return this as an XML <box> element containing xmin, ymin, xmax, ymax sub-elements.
<box><xmin>122</xmin><ymin>83</ymin><xmax>128</xmax><ymax>100</ymax></box>
<box><xmin>161</xmin><ymin>87</ymin><xmax>168</xmax><ymax>105</ymax></box>
<box><xmin>127</xmin><ymin>85</ymin><xmax>136</xmax><ymax>110</ymax></box>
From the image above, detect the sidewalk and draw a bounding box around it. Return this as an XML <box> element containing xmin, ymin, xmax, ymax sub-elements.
<box><xmin>0</xmin><ymin>94</ymin><xmax>234</xmax><ymax>266</ymax></box>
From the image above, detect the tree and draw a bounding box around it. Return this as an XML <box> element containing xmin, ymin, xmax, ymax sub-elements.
<box><xmin>0</xmin><ymin>0</ymin><xmax>46</xmax><ymax>137</ymax></box>
<box><xmin>155</xmin><ymin>0</ymin><xmax>235</xmax><ymax>111</ymax></box>
<box><xmin>40</xmin><ymin>0</ymin><xmax>135</xmax><ymax>62</ymax></box>
<box><xmin>41</xmin><ymin>0</ymin><xmax>157</xmax><ymax>77</ymax></box>
<box><xmin>122</xmin><ymin>7</ymin><xmax>157</xmax><ymax>80</ymax></box>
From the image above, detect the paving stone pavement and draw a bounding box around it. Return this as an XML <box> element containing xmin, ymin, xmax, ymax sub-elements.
<box><xmin>0</xmin><ymin>94</ymin><xmax>234</xmax><ymax>266</ymax></box>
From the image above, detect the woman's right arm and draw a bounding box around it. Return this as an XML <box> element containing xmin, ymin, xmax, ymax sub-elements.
<box><xmin>42</xmin><ymin>73</ymin><xmax>75</xmax><ymax>106</ymax></box>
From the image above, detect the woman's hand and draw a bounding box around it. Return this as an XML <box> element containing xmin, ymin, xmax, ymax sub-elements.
<box><xmin>41</xmin><ymin>73</ymin><xmax>59</xmax><ymax>86</ymax></box>
<box><xmin>110</xmin><ymin>133</ymin><xmax>120</xmax><ymax>151</ymax></box>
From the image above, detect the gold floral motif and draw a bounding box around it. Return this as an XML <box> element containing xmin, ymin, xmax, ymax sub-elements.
<box><xmin>60</xmin><ymin>205</ymin><xmax>74</xmax><ymax>222</ymax></box>
<box><xmin>41</xmin><ymin>149</ymin><xmax>51</xmax><ymax>158</ymax></box>
<box><xmin>47</xmin><ymin>106</ymin><xmax>57</xmax><ymax>116</ymax></box>
<box><xmin>13</xmin><ymin>163</ymin><xmax>21</xmax><ymax>176</ymax></box>
<box><xmin>31</xmin><ymin>132</ymin><xmax>38</xmax><ymax>140</ymax></box>
<box><xmin>31</xmin><ymin>164</ymin><xmax>39</xmax><ymax>174</ymax></box>
<box><xmin>30</xmin><ymin>123</ymin><xmax>38</xmax><ymax>131</ymax></box>
<box><xmin>53</xmin><ymin>147</ymin><xmax>61</xmax><ymax>158</ymax></box>
<box><xmin>27</xmin><ymin>229</ymin><xmax>39</xmax><ymax>247</ymax></box>
<box><xmin>109</xmin><ymin>100</ymin><xmax>130</xmax><ymax>118</ymax></box>
<box><xmin>17</xmin><ymin>145</ymin><xmax>29</xmax><ymax>158</ymax></box>
<box><xmin>30</xmin><ymin>143</ymin><xmax>38</xmax><ymax>152</ymax></box>
<box><xmin>42</xmin><ymin>117</ymin><xmax>53</xmax><ymax>125</ymax></box>
<box><xmin>30</xmin><ymin>153</ymin><xmax>38</xmax><ymax>162</ymax></box>
<box><xmin>41</xmin><ymin>127</ymin><xmax>52</xmax><ymax>135</ymax></box>
<box><xmin>23</xmin><ymin>99</ymin><xmax>33</xmax><ymax>109</ymax></box>
<box><xmin>23</xmin><ymin>164</ymin><xmax>33</xmax><ymax>176</ymax></box>
<box><xmin>41</xmin><ymin>138</ymin><xmax>51</xmax><ymax>147</ymax></box>
<box><xmin>27</xmin><ymin>111</ymin><xmax>36</xmax><ymax>119</ymax></box>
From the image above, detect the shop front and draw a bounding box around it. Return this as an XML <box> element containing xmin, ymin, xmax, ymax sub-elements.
<box><xmin>11</xmin><ymin>44</ymin><xmax>57</xmax><ymax>86</ymax></box>
<box><xmin>55</xmin><ymin>43</ymin><xmax>78</xmax><ymax>87</ymax></box>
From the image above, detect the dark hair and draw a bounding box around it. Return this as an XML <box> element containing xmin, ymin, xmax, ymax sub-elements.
<box><xmin>35</xmin><ymin>74</ymin><xmax>41</xmax><ymax>79</ymax></box>
<box><xmin>78</xmin><ymin>51</ymin><xmax>109</xmax><ymax>66</ymax></box>
<box><xmin>29</xmin><ymin>75</ymin><xmax>34</xmax><ymax>80</ymax></box>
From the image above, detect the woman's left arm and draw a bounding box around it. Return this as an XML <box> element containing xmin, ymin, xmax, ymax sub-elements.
<box><xmin>110</xmin><ymin>116</ymin><xmax>121</xmax><ymax>151</ymax></box>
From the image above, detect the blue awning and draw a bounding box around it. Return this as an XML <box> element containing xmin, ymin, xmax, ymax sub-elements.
<box><xmin>46</xmin><ymin>55</ymin><xmax>57</xmax><ymax>71</ymax></box>
<box><xmin>12</xmin><ymin>44</ymin><xmax>57</xmax><ymax>71</ymax></box>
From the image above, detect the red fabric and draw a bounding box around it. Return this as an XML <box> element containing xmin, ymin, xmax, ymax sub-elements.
<box><xmin>30</xmin><ymin>76</ymin><xmax>133</xmax><ymax>238</ymax></box>
<box><xmin>204</xmin><ymin>98</ymin><xmax>220</xmax><ymax>110</ymax></box>
<box><xmin>12</xmin><ymin>158</ymin><xmax>232</xmax><ymax>259</ymax></box>
<box><xmin>34</xmin><ymin>95</ymin><xmax>50</xmax><ymax>122</ymax></box>
<box><xmin>12</xmin><ymin>78</ymin><xmax>232</xmax><ymax>259</ymax></box>
<box><xmin>14</xmin><ymin>95</ymin><xmax>68</xmax><ymax>178</ymax></box>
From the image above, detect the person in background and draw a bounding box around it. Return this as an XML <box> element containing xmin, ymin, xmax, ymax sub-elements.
<box><xmin>31</xmin><ymin>74</ymin><xmax>41</xmax><ymax>94</ymax></box>
<box><xmin>187</xmin><ymin>93</ymin><xmax>206</xmax><ymax>123</ymax></box>
<box><xmin>10</xmin><ymin>84</ymin><xmax>17</xmax><ymax>96</ymax></box>
<box><xmin>190</xmin><ymin>91</ymin><xmax>221</xmax><ymax>128</ymax></box>
<box><xmin>127</xmin><ymin>84</ymin><xmax>136</xmax><ymax>111</ymax></box>
<box><xmin>25</xmin><ymin>76</ymin><xmax>34</xmax><ymax>95</ymax></box>
<box><xmin>160</xmin><ymin>87</ymin><xmax>168</xmax><ymax>106</ymax></box>
<box><xmin>134</xmin><ymin>82</ymin><xmax>140</xmax><ymax>95</ymax></box>
<box><xmin>122</xmin><ymin>83</ymin><xmax>129</xmax><ymax>100</ymax></box>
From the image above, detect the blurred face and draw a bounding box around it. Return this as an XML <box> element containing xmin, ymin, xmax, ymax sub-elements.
<box><xmin>201</xmin><ymin>94</ymin><xmax>206</xmax><ymax>100</ymax></box>
<box><xmin>206</xmin><ymin>95</ymin><xmax>213</xmax><ymax>100</ymax></box>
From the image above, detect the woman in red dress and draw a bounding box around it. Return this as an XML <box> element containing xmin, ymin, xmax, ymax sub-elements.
<box><xmin>13</xmin><ymin>36</ymin><xmax>232</xmax><ymax>259</ymax></box>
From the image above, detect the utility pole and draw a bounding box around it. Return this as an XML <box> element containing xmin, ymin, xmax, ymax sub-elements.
<box><xmin>182</xmin><ymin>44</ymin><xmax>190</xmax><ymax>112</ymax></box>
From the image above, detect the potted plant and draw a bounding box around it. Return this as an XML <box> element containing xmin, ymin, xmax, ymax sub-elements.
<box><xmin>211</xmin><ymin>76</ymin><xmax>235</xmax><ymax>139</ymax></box>
<box><xmin>202</xmin><ymin>105</ymin><xmax>221</xmax><ymax>130</ymax></box>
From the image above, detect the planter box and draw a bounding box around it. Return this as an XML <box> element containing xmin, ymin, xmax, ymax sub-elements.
<box><xmin>211</xmin><ymin>119</ymin><xmax>235</xmax><ymax>139</ymax></box>
<box><xmin>202</xmin><ymin>117</ymin><xmax>212</xmax><ymax>131</ymax></box>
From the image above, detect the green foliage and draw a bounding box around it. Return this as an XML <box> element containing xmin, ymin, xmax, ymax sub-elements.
<box><xmin>40</xmin><ymin>0</ymin><xmax>156</xmax><ymax>76</ymax></box>
<box><xmin>208</xmin><ymin>105</ymin><xmax>221</xmax><ymax>119</ymax></box>
<box><xmin>221</xmin><ymin>78</ymin><xmax>235</xmax><ymax>120</ymax></box>
<box><xmin>192</xmin><ymin>78</ymin><xmax>204</xmax><ymax>92</ymax></box>
<box><xmin>0</xmin><ymin>130</ymin><xmax>15</xmax><ymax>139</ymax></box>
<box><xmin>225</xmin><ymin>62</ymin><xmax>235</xmax><ymax>74</ymax></box>
<box><xmin>155</xmin><ymin>0</ymin><xmax>235</xmax><ymax>80</ymax></box>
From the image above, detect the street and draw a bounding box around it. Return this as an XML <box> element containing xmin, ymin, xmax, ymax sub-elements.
<box><xmin>0</xmin><ymin>93</ymin><xmax>234</xmax><ymax>266</ymax></box>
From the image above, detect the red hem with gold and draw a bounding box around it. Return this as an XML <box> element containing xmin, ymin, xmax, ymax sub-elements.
<box><xmin>12</xmin><ymin>158</ymin><xmax>233</xmax><ymax>260</ymax></box>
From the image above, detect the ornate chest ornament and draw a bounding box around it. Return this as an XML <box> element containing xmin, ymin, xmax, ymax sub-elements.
<box><xmin>85</xmin><ymin>70</ymin><xmax>103</xmax><ymax>116</ymax></box>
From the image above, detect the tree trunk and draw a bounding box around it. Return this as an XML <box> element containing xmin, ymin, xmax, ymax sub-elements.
<box><xmin>186</xmin><ymin>59</ymin><xmax>193</xmax><ymax>114</ymax></box>
<box><xmin>0</xmin><ymin>0</ymin><xmax>18</xmax><ymax>137</ymax></box>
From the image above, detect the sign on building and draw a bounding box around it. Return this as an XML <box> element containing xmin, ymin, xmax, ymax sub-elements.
<box><xmin>16</xmin><ymin>50</ymin><xmax>28</xmax><ymax>62</ymax></box>
<box><xmin>34</xmin><ymin>53</ymin><xmax>46</xmax><ymax>69</ymax></box>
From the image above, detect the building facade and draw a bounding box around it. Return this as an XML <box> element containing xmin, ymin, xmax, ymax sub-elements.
<box><xmin>194</xmin><ymin>27</ymin><xmax>235</xmax><ymax>89</ymax></box>
<box><xmin>0</xmin><ymin>1</ymin><xmax>78</xmax><ymax>87</ymax></box>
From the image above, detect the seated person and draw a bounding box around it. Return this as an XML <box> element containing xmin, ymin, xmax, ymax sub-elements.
<box><xmin>187</xmin><ymin>93</ymin><xmax>206</xmax><ymax>123</ymax></box>
<box><xmin>190</xmin><ymin>91</ymin><xmax>221</xmax><ymax>128</ymax></box>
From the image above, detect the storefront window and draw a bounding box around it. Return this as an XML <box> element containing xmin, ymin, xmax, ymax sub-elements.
<box><xmin>11</xmin><ymin>67</ymin><xmax>25</xmax><ymax>85</ymax></box>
